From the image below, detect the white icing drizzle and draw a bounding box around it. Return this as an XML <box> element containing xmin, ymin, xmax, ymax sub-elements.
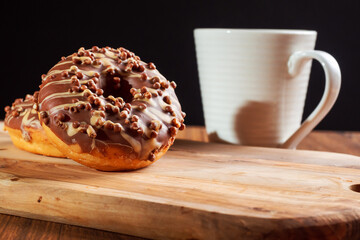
<box><xmin>91</xmin><ymin>138</ymin><xmax>96</xmax><ymax>150</ymax></box>
<box><xmin>120</xmin><ymin>131</ymin><xmax>141</xmax><ymax>153</ymax></box>
<box><xmin>44</xmin><ymin>79</ymin><xmax>72</xmax><ymax>87</ymax></box>
<box><xmin>147</xmin><ymin>107</ymin><xmax>173</xmax><ymax>124</ymax></box>
<box><xmin>46</xmin><ymin>69</ymin><xmax>66</xmax><ymax>77</ymax></box>
<box><xmin>6</xmin><ymin>106</ymin><xmax>41</xmax><ymax>132</ymax></box>
<box><xmin>146</xmin><ymin>88</ymin><xmax>158</xmax><ymax>94</ymax></box>
<box><xmin>93</xmin><ymin>53</ymin><xmax>105</xmax><ymax>58</ymax></box>
<box><xmin>93</xmin><ymin>51</ymin><xmax>118</xmax><ymax>60</ymax></box>
<box><xmin>5</xmin><ymin>115</ymin><xmax>12</xmax><ymax>125</ymax></box>
<box><xmin>19</xmin><ymin>108</ymin><xmax>42</xmax><ymax>142</ymax></box>
<box><xmin>42</xmin><ymin>92</ymin><xmax>83</xmax><ymax>104</ymax></box>
<box><xmin>66</xmin><ymin>122</ymin><xmax>81</xmax><ymax>137</ymax></box>
<box><xmin>73</xmin><ymin>56</ymin><xmax>92</xmax><ymax>62</ymax></box>
<box><xmin>82</xmin><ymin>70</ymin><xmax>98</xmax><ymax>77</ymax></box>
<box><xmin>47</xmin><ymin>68</ymin><xmax>98</xmax><ymax>78</ymax></box>
<box><xmin>100</xmin><ymin>58</ymin><xmax>115</xmax><ymax>68</ymax></box>
<box><xmin>11</xmin><ymin>103</ymin><xmax>33</xmax><ymax>109</ymax></box>
<box><xmin>16</xmin><ymin>103</ymin><xmax>33</xmax><ymax>107</ymax></box>
<box><xmin>135</xmin><ymin>103</ymin><xmax>173</xmax><ymax>125</ymax></box>
<box><xmin>42</xmin><ymin>79</ymin><xmax>89</xmax><ymax>89</ymax></box>
<box><xmin>140</xmin><ymin>138</ymin><xmax>162</xmax><ymax>159</ymax></box>
<box><xmin>21</xmin><ymin>109</ymin><xmax>41</xmax><ymax>129</ymax></box>
<box><xmin>134</xmin><ymin>90</ymin><xmax>180</xmax><ymax>123</ymax></box>
<box><xmin>90</xmin><ymin>111</ymin><xmax>103</xmax><ymax>127</ymax></box>
<box><xmin>105</xmin><ymin>51</ymin><xmax>118</xmax><ymax>59</ymax></box>
<box><xmin>137</xmin><ymin>119</ymin><xmax>151</xmax><ymax>138</ymax></box>
<box><xmin>49</xmin><ymin>101</ymin><xmax>88</xmax><ymax>114</ymax></box>
<box><xmin>52</xmin><ymin>60</ymin><xmax>72</xmax><ymax>67</ymax></box>
<box><xmin>158</xmin><ymin>96</ymin><xmax>181</xmax><ymax>117</ymax></box>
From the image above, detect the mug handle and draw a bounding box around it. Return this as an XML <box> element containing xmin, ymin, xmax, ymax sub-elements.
<box><xmin>281</xmin><ymin>50</ymin><xmax>341</xmax><ymax>149</ymax></box>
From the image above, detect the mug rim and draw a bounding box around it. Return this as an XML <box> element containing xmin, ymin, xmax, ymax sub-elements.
<box><xmin>194</xmin><ymin>28</ymin><xmax>317</xmax><ymax>35</ymax></box>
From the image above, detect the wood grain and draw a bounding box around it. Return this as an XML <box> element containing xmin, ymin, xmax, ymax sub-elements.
<box><xmin>297</xmin><ymin>130</ymin><xmax>360</xmax><ymax>156</ymax></box>
<box><xmin>2</xmin><ymin>125</ymin><xmax>360</xmax><ymax>239</ymax></box>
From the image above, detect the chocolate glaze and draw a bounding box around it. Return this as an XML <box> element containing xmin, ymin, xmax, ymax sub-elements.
<box><xmin>38</xmin><ymin>46</ymin><xmax>185</xmax><ymax>160</ymax></box>
<box><xmin>4</xmin><ymin>92</ymin><xmax>42</xmax><ymax>141</ymax></box>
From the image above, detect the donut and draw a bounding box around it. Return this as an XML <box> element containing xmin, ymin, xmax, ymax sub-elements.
<box><xmin>4</xmin><ymin>92</ymin><xmax>65</xmax><ymax>157</ymax></box>
<box><xmin>38</xmin><ymin>46</ymin><xmax>186</xmax><ymax>171</ymax></box>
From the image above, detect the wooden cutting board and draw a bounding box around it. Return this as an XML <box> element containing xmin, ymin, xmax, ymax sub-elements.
<box><xmin>1</xmin><ymin>132</ymin><xmax>360</xmax><ymax>240</ymax></box>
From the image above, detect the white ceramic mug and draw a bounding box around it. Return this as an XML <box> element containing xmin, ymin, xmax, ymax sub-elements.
<box><xmin>194</xmin><ymin>29</ymin><xmax>341</xmax><ymax>148</ymax></box>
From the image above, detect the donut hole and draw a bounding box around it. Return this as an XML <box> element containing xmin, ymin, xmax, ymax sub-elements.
<box><xmin>62</xmin><ymin>114</ymin><xmax>71</xmax><ymax>122</ymax></box>
<box><xmin>101</xmin><ymin>74</ymin><xmax>133</xmax><ymax>103</ymax></box>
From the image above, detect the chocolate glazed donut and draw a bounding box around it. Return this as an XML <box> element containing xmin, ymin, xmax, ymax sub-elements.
<box><xmin>38</xmin><ymin>46</ymin><xmax>185</xmax><ymax>171</ymax></box>
<box><xmin>4</xmin><ymin>92</ymin><xmax>65</xmax><ymax>157</ymax></box>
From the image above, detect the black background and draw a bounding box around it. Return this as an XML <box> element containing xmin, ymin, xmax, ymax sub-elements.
<box><xmin>1</xmin><ymin>0</ymin><xmax>359</xmax><ymax>130</ymax></box>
